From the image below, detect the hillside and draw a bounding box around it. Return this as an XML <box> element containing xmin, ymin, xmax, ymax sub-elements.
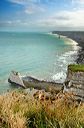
<box><xmin>0</xmin><ymin>90</ymin><xmax>84</xmax><ymax>128</ymax></box>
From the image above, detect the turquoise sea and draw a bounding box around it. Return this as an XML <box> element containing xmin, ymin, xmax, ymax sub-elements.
<box><xmin>0</xmin><ymin>32</ymin><xmax>77</xmax><ymax>93</ymax></box>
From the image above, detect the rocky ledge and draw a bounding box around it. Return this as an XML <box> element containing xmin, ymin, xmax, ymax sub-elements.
<box><xmin>24</xmin><ymin>64</ymin><xmax>84</xmax><ymax>102</ymax></box>
<box><xmin>64</xmin><ymin>64</ymin><xmax>84</xmax><ymax>101</ymax></box>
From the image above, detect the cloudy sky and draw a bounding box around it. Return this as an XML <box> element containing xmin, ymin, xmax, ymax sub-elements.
<box><xmin>0</xmin><ymin>0</ymin><xmax>84</xmax><ymax>31</ymax></box>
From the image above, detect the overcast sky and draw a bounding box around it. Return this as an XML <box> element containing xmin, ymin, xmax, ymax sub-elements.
<box><xmin>0</xmin><ymin>0</ymin><xmax>84</xmax><ymax>31</ymax></box>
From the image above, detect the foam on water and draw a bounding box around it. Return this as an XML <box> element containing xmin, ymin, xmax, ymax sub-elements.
<box><xmin>52</xmin><ymin>71</ymin><xmax>66</xmax><ymax>82</ymax></box>
<box><xmin>52</xmin><ymin>50</ymin><xmax>78</xmax><ymax>83</ymax></box>
<box><xmin>50</xmin><ymin>33</ymin><xmax>79</xmax><ymax>83</ymax></box>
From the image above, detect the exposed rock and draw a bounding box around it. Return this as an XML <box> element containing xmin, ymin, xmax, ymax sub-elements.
<box><xmin>64</xmin><ymin>64</ymin><xmax>84</xmax><ymax>101</ymax></box>
<box><xmin>33</xmin><ymin>90</ymin><xmax>52</xmax><ymax>101</ymax></box>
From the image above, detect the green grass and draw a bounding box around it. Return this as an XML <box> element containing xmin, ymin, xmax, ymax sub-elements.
<box><xmin>68</xmin><ymin>64</ymin><xmax>84</xmax><ymax>72</ymax></box>
<box><xmin>0</xmin><ymin>90</ymin><xmax>84</xmax><ymax>128</ymax></box>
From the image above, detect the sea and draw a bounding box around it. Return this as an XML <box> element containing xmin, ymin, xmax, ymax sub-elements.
<box><xmin>0</xmin><ymin>32</ymin><xmax>78</xmax><ymax>93</ymax></box>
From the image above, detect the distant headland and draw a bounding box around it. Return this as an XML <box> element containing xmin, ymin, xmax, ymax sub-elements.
<box><xmin>52</xmin><ymin>31</ymin><xmax>84</xmax><ymax>64</ymax></box>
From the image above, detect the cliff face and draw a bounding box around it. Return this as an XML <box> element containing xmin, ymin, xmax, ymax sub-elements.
<box><xmin>52</xmin><ymin>31</ymin><xmax>84</xmax><ymax>45</ymax></box>
<box><xmin>52</xmin><ymin>31</ymin><xmax>84</xmax><ymax>64</ymax></box>
<box><xmin>67</xmin><ymin>69</ymin><xmax>84</xmax><ymax>86</ymax></box>
<box><xmin>64</xmin><ymin>65</ymin><xmax>84</xmax><ymax>101</ymax></box>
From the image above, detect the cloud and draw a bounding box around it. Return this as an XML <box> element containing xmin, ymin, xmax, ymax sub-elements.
<box><xmin>71</xmin><ymin>0</ymin><xmax>84</xmax><ymax>9</ymax></box>
<box><xmin>7</xmin><ymin>0</ymin><xmax>39</xmax><ymax>5</ymax></box>
<box><xmin>0</xmin><ymin>19</ymin><xmax>35</xmax><ymax>27</ymax></box>
<box><xmin>7</xmin><ymin>0</ymin><xmax>59</xmax><ymax>5</ymax></box>
<box><xmin>0</xmin><ymin>20</ymin><xmax>25</xmax><ymax>27</ymax></box>
<box><xmin>35</xmin><ymin>9</ymin><xmax>84</xmax><ymax>30</ymax></box>
<box><xmin>4</xmin><ymin>0</ymin><xmax>84</xmax><ymax>31</ymax></box>
<box><xmin>7</xmin><ymin>0</ymin><xmax>46</xmax><ymax>14</ymax></box>
<box><xmin>1</xmin><ymin>9</ymin><xmax>84</xmax><ymax>30</ymax></box>
<box><xmin>25</xmin><ymin>5</ymin><xmax>45</xmax><ymax>14</ymax></box>
<box><xmin>72</xmin><ymin>0</ymin><xmax>84</xmax><ymax>4</ymax></box>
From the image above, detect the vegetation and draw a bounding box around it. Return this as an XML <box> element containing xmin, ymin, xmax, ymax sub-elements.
<box><xmin>68</xmin><ymin>64</ymin><xmax>84</xmax><ymax>72</ymax></box>
<box><xmin>0</xmin><ymin>90</ymin><xmax>84</xmax><ymax>128</ymax></box>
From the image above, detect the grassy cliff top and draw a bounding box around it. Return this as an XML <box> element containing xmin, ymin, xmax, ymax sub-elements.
<box><xmin>0</xmin><ymin>90</ymin><xmax>84</xmax><ymax>128</ymax></box>
<box><xmin>68</xmin><ymin>64</ymin><xmax>84</xmax><ymax>72</ymax></box>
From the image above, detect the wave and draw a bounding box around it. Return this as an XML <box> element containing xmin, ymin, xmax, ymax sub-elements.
<box><xmin>49</xmin><ymin>32</ymin><xmax>80</xmax><ymax>83</ymax></box>
<box><xmin>52</xmin><ymin>50</ymin><xmax>78</xmax><ymax>83</ymax></box>
<box><xmin>52</xmin><ymin>71</ymin><xmax>66</xmax><ymax>83</ymax></box>
<box><xmin>50</xmin><ymin>32</ymin><xmax>81</xmax><ymax>51</ymax></box>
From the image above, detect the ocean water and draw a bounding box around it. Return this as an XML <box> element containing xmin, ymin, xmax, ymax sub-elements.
<box><xmin>0</xmin><ymin>32</ymin><xmax>78</xmax><ymax>93</ymax></box>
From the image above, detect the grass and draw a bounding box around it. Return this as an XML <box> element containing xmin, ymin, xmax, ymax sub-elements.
<box><xmin>68</xmin><ymin>64</ymin><xmax>84</xmax><ymax>72</ymax></box>
<box><xmin>0</xmin><ymin>90</ymin><xmax>84</xmax><ymax>128</ymax></box>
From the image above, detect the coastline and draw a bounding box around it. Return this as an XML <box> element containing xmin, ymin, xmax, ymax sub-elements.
<box><xmin>0</xmin><ymin>31</ymin><xmax>84</xmax><ymax>94</ymax></box>
<box><xmin>51</xmin><ymin>32</ymin><xmax>80</xmax><ymax>51</ymax></box>
<box><xmin>52</xmin><ymin>31</ymin><xmax>84</xmax><ymax>64</ymax></box>
<box><xmin>48</xmin><ymin>32</ymin><xmax>79</xmax><ymax>83</ymax></box>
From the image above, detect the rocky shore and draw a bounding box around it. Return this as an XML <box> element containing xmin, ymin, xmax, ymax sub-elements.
<box><xmin>52</xmin><ymin>31</ymin><xmax>84</xmax><ymax>64</ymax></box>
<box><xmin>52</xmin><ymin>31</ymin><xmax>84</xmax><ymax>101</ymax></box>
<box><xmin>0</xmin><ymin>32</ymin><xmax>84</xmax><ymax>127</ymax></box>
<box><xmin>8</xmin><ymin>31</ymin><xmax>84</xmax><ymax>102</ymax></box>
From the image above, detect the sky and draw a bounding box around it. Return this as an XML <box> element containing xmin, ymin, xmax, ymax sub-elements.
<box><xmin>0</xmin><ymin>0</ymin><xmax>84</xmax><ymax>31</ymax></box>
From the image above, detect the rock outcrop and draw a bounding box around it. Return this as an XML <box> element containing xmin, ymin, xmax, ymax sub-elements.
<box><xmin>64</xmin><ymin>64</ymin><xmax>84</xmax><ymax>101</ymax></box>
